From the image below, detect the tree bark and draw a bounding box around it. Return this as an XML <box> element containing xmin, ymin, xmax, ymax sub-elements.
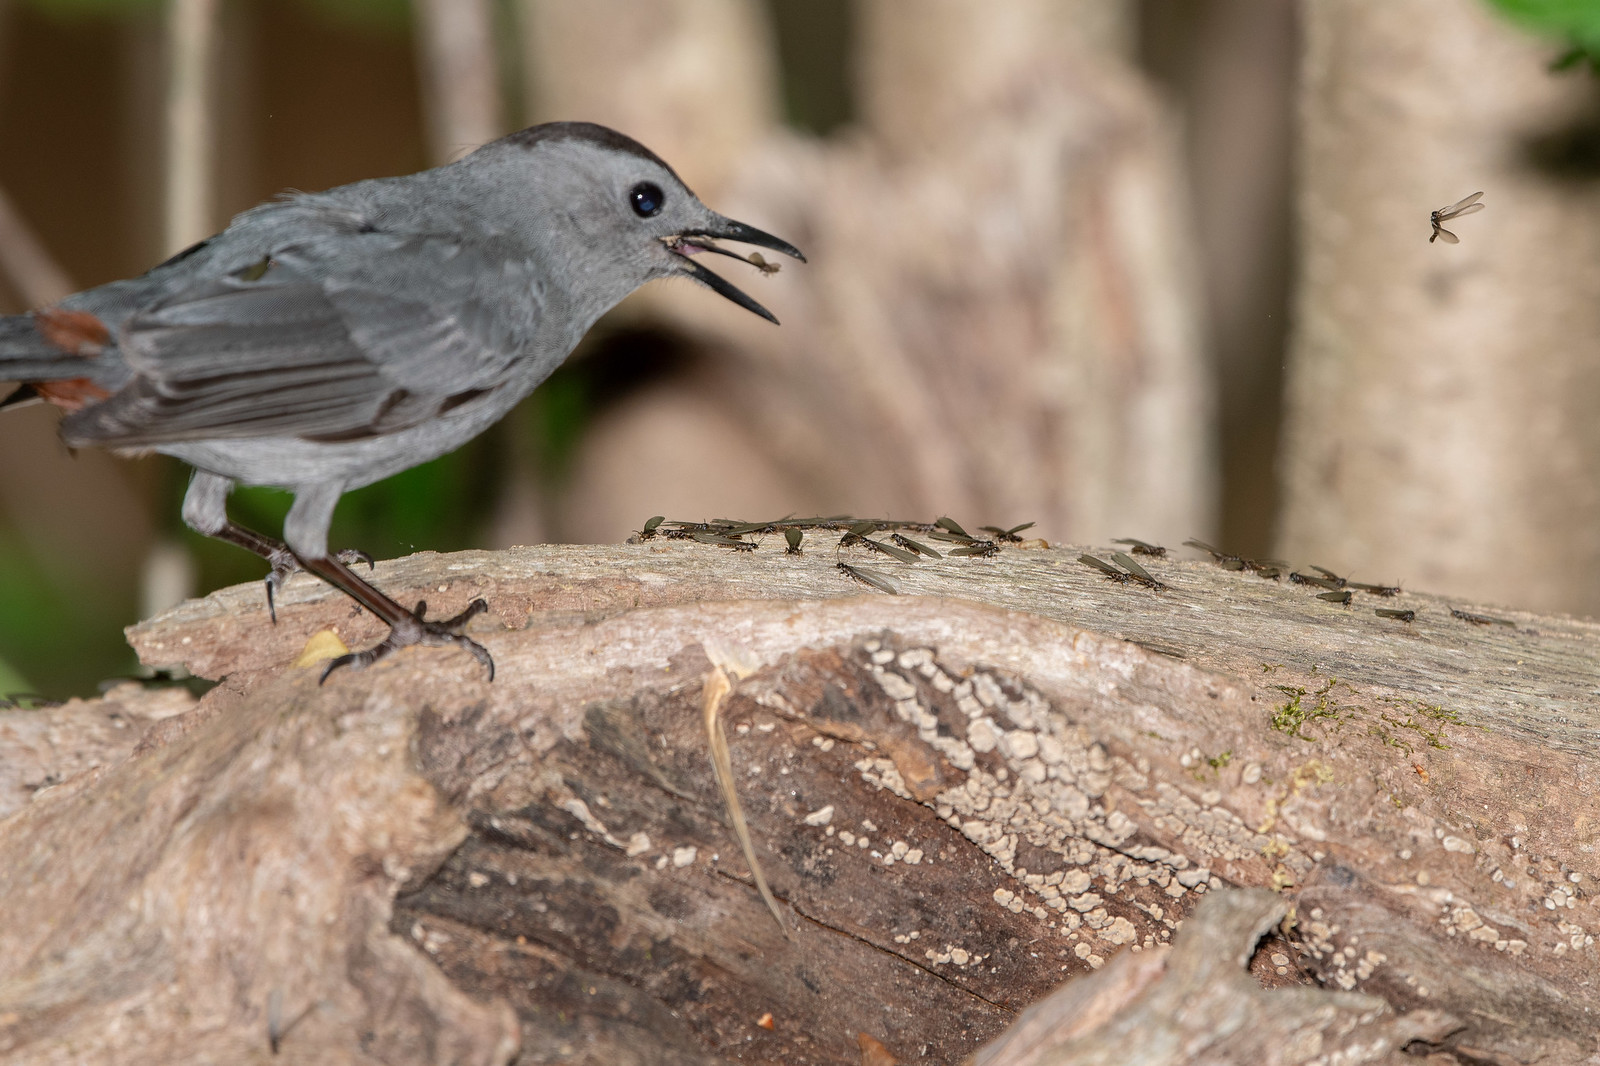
<box><xmin>1280</xmin><ymin>0</ymin><xmax>1600</xmax><ymax>616</ymax></box>
<box><xmin>0</xmin><ymin>540</ymin><xmax>1595</xmax><ymax>1064</ymax></box>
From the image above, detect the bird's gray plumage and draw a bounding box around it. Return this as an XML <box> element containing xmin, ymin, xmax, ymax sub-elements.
<box><xmin>0</xmin><ymin>121</ymin><xmax>803</xmax><ymax>678</ymax></box>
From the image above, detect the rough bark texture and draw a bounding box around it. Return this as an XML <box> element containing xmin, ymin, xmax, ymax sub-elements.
<box><xmin>1280</xmin><ymin>0</ymin><xmax>1600</xmax><ymax>615</ymax></box>
<box><xmin>0</xmin><ymin>541</ymin><xmax>1596</xmax><ymax>1065</ymax></box>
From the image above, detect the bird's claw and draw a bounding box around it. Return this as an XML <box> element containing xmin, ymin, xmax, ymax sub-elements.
<box><xmin>265</xmin><ymin>547</ymin><xmax>375</xmax><ymax>622</ymax></box>
<box><xmin>319</xmin><ymin>597</ymin><xmax>494</xmax><ymax>683</ymax></box>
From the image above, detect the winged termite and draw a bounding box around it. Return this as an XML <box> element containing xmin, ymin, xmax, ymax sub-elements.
<box><xmin>838</xmin><ymin>562</ymin><xmax>898</xmax><ymax>594</ymax></box>
<box><xmin>1349</xmin><ymin>581</ymin><xmax>1401</xmax><ymax>597</ymax></box>
<box><xmin>266</xmin><ymin>989</ymin><xmax>315</xmax><ymax>1055</ymax></box>
<box><xmin>745</xmin><ymin>251</ymin><xmax>782</xmax><ymax>275</ymax></box>
<box><xmin>639</xmin><ymin>515</ymin><xmax>664</xmax><ymax>538</ymax></box>
<box><xmin>1112</xmin><ymin>538</ymin><xmax>1167</xmax><ymax>557</ymax></box>
<box><xmin>860</xmin><ymin>536</ymin><xmax>921</xmax><ymax>563</ymax></box>
<box><xmin>891</xmin><ymin>533</ymin><xmax>942</xmax><ymax>559</ymax></box>
<box><xmin>785</xmin><ymin>528</ymin><xmax>803</xmax><ymax>554</ymax></box>
<box><xmin>268</xmin><ymin>989</ymin><xmax>283</xmax><ymax>1055</ymax></box>
<box><xmin>1310</xmin><ymin>565</ymin><xmax>1348</xmax><ymax>588</ymax></box>
<box><xmin>1078</xmin><ymin>554</ymin><xmax>1131</xmax><ymax>583</ymax></box>
<box><xmin>692</xmin><ymin>532</ymin><xmax>755</xmax><ymax>551</ymax></box>
<box><xmin>674</xmin><ymin>237</ymin><xmax>784</xmax><ymax>274</ymax></box>
<box><xmin>935</xmin><ymin>516</ymin><xmax>971</xmax><ymax>538</ymax></box>
<box><xmin>1430</xmin><ymin>191</ymin><xmax>1484</xmax><ymax>244</ymax></box>
<box><xmin>1110</xmin><ymin>552</ymin><xmax>1168</xmax><ymax>590</ymax></box>
<box><xmin>720</xmin><ymin>520</ymin><xmax>776</xmax><ymax>536</ymax></box>
<box><xmin>1376</xmin><ymin>608</ymin><xmax>1416</xmax><ymax>622</ymax></box>
<box><xmin>1317</xmin><ymin>590</ymin><xmax>1353</xmax><ymax>605</ymax></box>
<box><xmin>1290</xmin><ymin>571</ymin><xmax>1344</xmax><ymax>591</ymax></box>
<box><xmin>980</xmin><ymin>521</ymin><xmax>1035</xmax><ymax>543</ymax></box>
<box><xmin>1183</xmin><ymin>538</ymin><xmax>1245</xmax><ymax>569</ymax></box>
<box><xmin>1450</xmin><ymin>607</ymin><xmax>1512</xmax><ymax>626</ymax></box>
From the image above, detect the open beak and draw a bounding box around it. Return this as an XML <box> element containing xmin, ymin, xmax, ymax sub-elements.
<box><xmin>666</xmin><ymin>217</ymin><xmax>805</xmax><ymax>325</ymax></box>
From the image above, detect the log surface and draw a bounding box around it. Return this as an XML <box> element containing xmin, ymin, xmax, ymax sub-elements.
<box><xmin>132</xmin><ymin>539</ymin><xmax>1600</xmax><ymax>752</ymax></box>
<box><xmin>0</xmin><ymin>541</ymin><xmax>1593</xmax><ymax>1065</ymax></box>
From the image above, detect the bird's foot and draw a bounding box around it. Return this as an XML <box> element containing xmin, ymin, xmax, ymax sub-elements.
<box><xmin>265</xmin><ymin>548</ymin><xmax>374</xmax><ymax>622</ymax></box>
<box><xmin>319</xmin><ymin>598</ymin><xmax>493</xmax><ymax>683</ymax></box>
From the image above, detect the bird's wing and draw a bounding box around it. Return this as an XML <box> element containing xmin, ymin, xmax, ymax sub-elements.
<box><xmin>62</xmin><ymin>234</ymin><xmax>544</xmax><ymax>447</ymax></box>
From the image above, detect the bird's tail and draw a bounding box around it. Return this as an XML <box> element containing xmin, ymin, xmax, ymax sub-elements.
<box><xmin>0</xmin><ymin>309</ymin><xmax>114</xmax><ymax>411</ymax></box>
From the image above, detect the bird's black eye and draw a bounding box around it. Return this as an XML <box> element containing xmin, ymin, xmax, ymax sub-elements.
<box><xmin>629</xmin><ymin>181</ymin><xmax>664</xmax><ymax>218</ymax></box>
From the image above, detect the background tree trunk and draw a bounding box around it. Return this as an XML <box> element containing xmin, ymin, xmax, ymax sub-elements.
<box><xmin>505</xmin><ymin>0</ymin><xmax>1215</xmax><ymax>552</ymax></box>
<box><xmin>1279</xmin><ymin>0</ymin><xmax>1600</xmax><ymax>615</ymax></box>
<box><xmin>0</xmin><ymin>540</ymin><xmax>1595</xmax><ymax>1064</ymax></box>
<box><xmin>414</xmin><ymin>0</ymin><xmax>503</xmax><ymax>166</ymax></box>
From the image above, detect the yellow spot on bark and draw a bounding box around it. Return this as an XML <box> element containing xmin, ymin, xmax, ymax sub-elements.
<box><xmin>292</xmin><ymin>629</ymin><xmax>349</xmax><ymax>669</ymax></box>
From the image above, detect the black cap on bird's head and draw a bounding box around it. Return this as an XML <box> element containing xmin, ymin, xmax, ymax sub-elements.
<box><xmin>490</xmin><ymin>122</ymin><xmax>806</xmax><ymax>324</ymax></box>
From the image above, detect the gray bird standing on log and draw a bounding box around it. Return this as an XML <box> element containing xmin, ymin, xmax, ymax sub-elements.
<box><xmin>0</xmin><ymin>121</ymin><xmax>804</xmax><ymax>680</ymax></box>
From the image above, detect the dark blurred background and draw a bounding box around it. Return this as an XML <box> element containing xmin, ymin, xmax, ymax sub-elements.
<box><xmin>0</xmin><ymin>0</ymin><xmax>1595</xmax><ymax>697</ymax></box>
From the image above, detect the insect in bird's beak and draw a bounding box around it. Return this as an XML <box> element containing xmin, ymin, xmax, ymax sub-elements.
<box><xmin>1429</xmin><ymin>190</ymin><xmax>1484</xmax><ymax>244</ymax></box>
<box><xmin>665</xmin><ymin>217</ymin><xmax>805</xmax><ymax>324</ymax></box>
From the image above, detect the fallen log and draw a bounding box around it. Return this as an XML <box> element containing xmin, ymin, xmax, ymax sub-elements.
<box><xmin>0</xmin><ymin>540</ymin><xmax>1594</xmax><ymax>1064</ymax></box>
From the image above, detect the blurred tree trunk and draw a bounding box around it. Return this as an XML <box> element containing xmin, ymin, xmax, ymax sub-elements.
<box><xmin>1279</xmin><ymin>0</ymin><xmax>1600</xmax><ymax>613</ymax></box>
<box><xmin>415</xmin><ymin>0</ymin><xmax>504</xmax><ymax>164</ymax></box>
<box><xmin>506</xmin><ymin>0</ymin><xmax>1214</xmax><ymax>550</ymax></box>
<box><xmin>139</xmin><ymin>0</ymin><xmax>225</xmax><ymax>620</ymax></box>
<box><xmin>516</xmin><ymin>0</ymin><xmax>779</xmax><ymax>198</ymax></box>
<box><xmin>0</xmin><ymin>185</ymin><xmax>72</xmax><ymax>309</ymax></box>
<box><xmin>163</xmin><ymin>0</ymin><xmax>218</xmax><ymax>256</ymax></box>
<box><xmin>1141</xmin><ymin>0</ymin><xmax>1297</xmax><ymax>561</ymax></box>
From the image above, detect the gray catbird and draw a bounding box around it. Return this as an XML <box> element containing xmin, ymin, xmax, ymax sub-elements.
<box><xmin>0</xmin><ymin>121</ymin><xmax>803</xmax><ymax>681</ymax></box>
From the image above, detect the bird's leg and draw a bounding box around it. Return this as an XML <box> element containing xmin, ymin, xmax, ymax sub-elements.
<box><xmin>180</xmin><ymin>471</ymin><xmax>370</xmax><ymax>622</ymax></box>
<box><xmin>296</xmin><ymin>554</ymin><xmax>493</xmax><ymax>683</ymax></box>
<box><xmin>205</xmin><ymin>519</ymin><xmax>374</xmax><ymax>623</ymax></box>
<box><xmin>185</xmin><ymin>474</ymin><xmax>491</xmax><ymax>679</ymax></box>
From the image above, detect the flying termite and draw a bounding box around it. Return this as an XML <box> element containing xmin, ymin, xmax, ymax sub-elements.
<box><xmin>746</xmin><ymin>251</ymin><xmax>782</xmax><ymax>275</ymax></box>
<box><xmin>1430</xmin><ymin>191</ymin><xmax>1484</xmax><ymax>244</ymax></box>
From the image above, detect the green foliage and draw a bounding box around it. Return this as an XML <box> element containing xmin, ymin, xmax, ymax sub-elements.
<box><xmin>1486</xmin><ymin>0</ymin><xmax>1600</xmax><ymax>68</ymax></box>
<box><xmin>0</xmin><ymin>527</ymin><xmax>140</xmax><ymax>697</ymax></box>
<box><xmin>292</xmin><ymin>0</ymin><xmax>411</xmax><ymax>33</ymax></box>
<box><xmin>523</xmin><ymin>365</ymin><xmax>591</xmax><ymax>482</ymax></box>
